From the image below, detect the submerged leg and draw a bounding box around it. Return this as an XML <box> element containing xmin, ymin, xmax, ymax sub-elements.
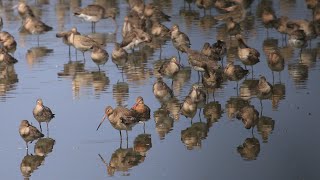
<box><xmin>39</xmin><ymin>122</ymin><xmax>42</xmax><ymax>132</ymax></box>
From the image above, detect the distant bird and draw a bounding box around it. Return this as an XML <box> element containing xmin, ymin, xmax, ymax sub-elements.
<box><xmin>224</xmin><ymin>61</ymin><xmax>249</xmax><ymax>82</ymax></box>
<box><xmin>90</xmin><ymin>45</ymin><xmax>109</xmax><ymax>71</ymax></box>
<box><xmin>236</xmin><ymin>35</ymin><xmax>260</xmax><ymax>74</ymax></box>
<box><xmin>202</xmin><ymin>67</ymin><xmax>223</xmax><ymax>93</ymax></box>
<box><xmin>144</xmin><ymin>3</ymin><xmax>171</xmax><ymax>22</ymax></box>
<box><xmin>121</xmin><ymin>29</ymin><xmax>152</xmax><ymax>52</ymax></box>
<box><xmin>151</xmin><ymin>21</ymin><xmax>170</xmax><ymax>37</ymax></box>
<box><xmin>187</xmin><ymin>84</ymin><xmax>206</xmax><ymax>106</ymax></box>
<box><xmin>112</xmin><ymin>42</ymin><xmax>128</xmax><ymax>62</ymax></box>
<box><xmin>56</xmin><ymin>29</ymin><xmax>81</xmax><ymax>56</ymax></box>
<box><xmin>74</xmin><ymin>4</ymin><xmax>117</xmax><ymax>32</ymax></box>
<box><xmin>68</xmin><ymin>27</ymin><xmax>101</xmax><ymax>60</ymax></box>
<box><xmin>195</xmin><ymin>0</ymin><xmax>213</xmax><ymax>15</ymax></box>
<box><xmin>22</xmin><ymin>13</ymin><xmax>53</xmax><ymax>44</ymax></box>
<box><xmin>158</xmin><ymin>56</ymin><xmax>181</xmax><ymax>78</ymax></box>
<box><xmin>226</xmin><ymin>17</ymin><xmax>242</xmax><ymax>37</ymax></box>
<box><xmin>96</xmin><ymin>106</ymin><xmax>139</xmax><ymax>140</ymax></box>
<box><xmin>19</xmin><ymin>120</ymin><xmax>44</xmax><ymax>149</ymax></box>
<box><xmin>201</xmin><ymin>42</ymin><xmax>218</xmax><ymax>59</ymax></box>
<box><xmin>170</xmin><ymin>24</ymin><xmax>191</xmax><ymax>60</ymax></box>
<box><xmin>153</xmin><ymin>77</ymin><xmax>173</xmax><ymax>102</ymax></box>
<box><xmin>33</xmin><ymin>99</ymin><xmax>55</xmax><ymax>132</ymax></box>
<box><xmin>0</xmin><ymin>31</ymin><xmax>17</xmax><ymax>54</ymax></box>
<box><xmin>15</xmin><ymin>2</ymin><xmax>35</xmax><ymax>20</ymax></box>
<box><xmin>0</xmin><ymin>48</ymin><xmax>18</xmax><ymax>65</ymax></box>
<box><xmin>212</xmin><ymin>40</ymin><xmax>227</xmax><ymax>64</ymax></box>
<box><xmin>267</xmin><ymin>49</ymin><xmax>284</xmax><ymax>81</ymax></box>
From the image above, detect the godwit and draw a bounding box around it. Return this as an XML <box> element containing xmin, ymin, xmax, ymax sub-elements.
<box><xmin>74</xmin><ymin>4</ymin><xmax>117</xmax><ymax>32</ymax></box>
<box><xmin>96</xmin><ymin>106</ymin><xmax>139</xmax><ymax>141</ymax></box>
<box><xmin>170</xmin><ymin>24</ymin><xmax>191</xmax><ymax>60</ymax></box>
<box><xmin>33</xmin><ymin>99</ymin><xmax>55</xmax><ymax>132</ymax></box>
<box><xmin>236</xmin><ymin>35</ymin><xmax>260</xmax><ymax>74</ymax></box>
<box><xmin>90</xmin><ymin>45</ymin><xmax>109</xmax><ymax>71</ymax></box>
<box><xmin>0</xmin><ymin>48</ymin><xmax>18</xmax><ymax>65</ymax></box>
<box><xmin>187</xmin><ymin>84</ymin><xmax>206</xmax><ymax>107</ymax></box>
<box><xmin>111</xmin><ymin>42</ymin><xmax>128</xmax><ymax>64</ymax></box>
<box><xmin>224</xmin><ymin>61</ymin><xmax>249</xmax><ymax>82</ymax></box>
<box><xmin>22</xmin><ymin>13</ymin><xmax>53</xmax><ymax>45</ymax></box>
<box><xmin>144</xmin><ymin>3</ymin><xmax>171</xmax><ymax>22</ymax></box>
<box><xmin>152</xmin><ymin>77</ymin><xmax>173</xmax><ymax>102</ymax></box>
<box><xmin>158</xmin><ymin>56</ymin><xmax>181</xmax><ymax>78</ymax></box>
<box><xmin>257</xmin><ymin>75</ymin><xmax>273</xmax><ymax>100</ymax></box>
<box><xmin>68</xmin><ymin>27</ymin><xmax>101</xmax><ymax>60</ymax></box>
<box><xmin>131</xmin><ymin>96</ymin><xmax>151</xmax><ymax>120</ymax></box>
<box><xmin>131</xmin><ymin>96</ymin><xmax>151</xmax><ymax>133</ymax></box>
<box><xmin>151</xmin><ymin>20</ymin><xmax>170</xmax><ymax>37</ymax></box>
<box><xmin>121</xmin><ymin>29</ymin><xmax>151</xmax><ymax>52</ymax></box>
<box><xmin>19</xmin><ymin>120</ymin><xmax>44</xmax><ymax>149</ymax></box>
<box><xmin>195</xmin><ymin>0</ymin><xmax>213</xmax><ymax>15</ymax></box>
<box><xmin>56</xmin><ymin>29</ymin><xmax>80</xmax><ymax>57</ymax></box>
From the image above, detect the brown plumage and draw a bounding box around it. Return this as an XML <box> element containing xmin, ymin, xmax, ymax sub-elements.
<box><xmin>257</xmin><ymin>75</ymin><xmax>273</xmax><ymax>99</ymax></box>
<box><xmin>236</xmin><ymin>35</ymin><xmax>260</xmax><ymax>71</ymax></box>
<box><xmin>33</xmin><ymin>98</ymin><xmax>55</xmax><ymax>132</ymax></box>
<box><xmin>152</xmin><ymin>77</ymin><xmax>173</xmax><ymax>101</ymax></box>
<box><xmin>19</xmin><ymin>120</ymin><xmax>44</xmax><ymax>149</ymax></box>
<box><xmin>0</xmin><ymin>48</ymin><xmax>18</xmax><ymax>65</ymax></box>
<box><xmin>224</xmin><ymin>61</ymin><xmax>249</xmax><ymax>81</ymax></box>
<box><xmin>158</xmin><ymin>56</ymin><xmax>181</xmax><ymax>77</ymax></box>
<box><xmin>170</xmin><ymin>24</ymin><xmax>191</xmax><ymax>58</ymax></box>
<box><xmin>131</xmin><ymin>96</ymin><xmax>151</xmax><ymax>120</ymax></box>
<box><xmin>90</xmin><ymin>45</ymin><xmax>109</xmax><ymax>71</ymax></box>
<box><xmin>96</xmin><ymin>106</ymin><xmax>139</xmax><ymax>140</ymax></box>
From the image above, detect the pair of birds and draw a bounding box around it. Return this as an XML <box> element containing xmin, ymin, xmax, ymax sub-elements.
<box><xmin>96</xmin><ymin>96</ymin><xmax>151</xmax><ymax>140</ymax></box>
<box><xmin>19</xmin><ymin>99</ymin><xmax>55</xmax><ymax>149</ymax></box>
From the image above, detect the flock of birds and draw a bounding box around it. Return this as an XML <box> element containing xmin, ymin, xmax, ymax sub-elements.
<box><xmin>6</xmin><ymin>0</ymin><xmax>319</xmax><ymax>174</ymax></box>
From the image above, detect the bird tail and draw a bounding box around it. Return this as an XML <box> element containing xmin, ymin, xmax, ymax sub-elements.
<box><xmin>51</xmin><ymin>114</ymin><xmax>55</xmax><ymax>118</ymax></box>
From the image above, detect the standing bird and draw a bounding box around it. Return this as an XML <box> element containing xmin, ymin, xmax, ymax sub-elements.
<box><xmin>131</xmin><ymin>96</ymin><xmax>151</xmax><ymax>133</ymax></box>
<box><xmin>74</xmin><ymin>4</ymin><xmax>117</xmax><ymax>32</ymax></box>
<box><xmin>33</xmin><ymin>99</ymin><xmax>55</xmax><ymax>132</ymax></box>
<box><xmin>68</xmin><ymin>27</ymin><xmax>101</xmax><ymax>60</ymax></box>
<box><xmin>19</xmin><ymin>120</ymin><xmax>44</xmax><ymax>149</ymax></box>
<box><xmin>22</xmin><ymin>13</ymin><xmax>53</xmax><ymax>45</ymax></box>
<box><xmin>158</xmin><ymin>56</ymin><xmax>181</xmax><ymax>78</ymax></box>
<box><xmin>170</xmin><ymin>24</ymin><xmax>191</xmax><ymax>61</ymax></box>
<box><xmin>56</xmin><ymin>29</ymin><xmax>81</xmax><ymax>57</ymax></box>
<box><xmin>236</xmin><ymin>35</ymin><xmax>260</xmax><ymax>74</ymax></box>
<box><xmin>96</xmin><ymin>106</ymin><xmax>139</xmax><ymax>141</ymax></box>
<box><xmin>90</xmin><ymin>45</ymin><xmax>109</xmax><ymax>71</ymax></box>
<box><xmin>153</xmin><ymin>77</ymin><xmax>174</xmax><ymax>102</ymax></box>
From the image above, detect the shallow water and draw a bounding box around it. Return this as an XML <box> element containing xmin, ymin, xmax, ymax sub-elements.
<box><xmin>0</xmin><ymin>0</ymin><xmax>320</xmax><ymax>179</ymax></box>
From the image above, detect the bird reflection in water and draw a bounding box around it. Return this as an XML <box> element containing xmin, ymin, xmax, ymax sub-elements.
<box><xmin>225</xmin><ymin>97</ymin><xmax>249</xmax><ymax>120</ymax></box>
<box><xmin>271</xmin><ymin>83</ymin><xmax>286</xmax><ymax>110</ymax></box>
<box><xmin>257</xmin><ymin>116</ymin><xmax>275</xmax><ymax>143</ymax></box>
<box><xmin>112</xmin><ymin>81</ymin><xmax>129</xmax><ymax>107</ymax></box>
<box><xmin>181</xmin><ymin>122</ymin><xmax>209</xmax><ymax>150</ymax></box>
<box><xmin>34</xmin><ymin>137</ymin><xmax>55</xmax><ymax>157</ymax></box>
<box><xmin>153</xmin><ymin>107</ymin><xmax>174</xmax><ymax>140</ymax></box>
<box><xmin>288</xmin><ymin>62</ymin><xmax>308</xmax><ymax>88</ymax></box>
<box><xmin>237</xmin><ymin>137</ymin><xmax>260</xmax><ymax>161</ymax></box>
<box><xmin>20</xmin><ymin>153</ymin><xmax>45</xmax><ymax>180</ymax></box>
<box><xmin>0</xmin><ymin>64</ymin><xmax>18</xmax><ymax>99</ymax></box>
<box><xmin>203</xmin><ymin>101</ymin><xmax>223</xmax><ymax>128</ymax></box>
<box><xmin>25</xmin><ymin>46</ymin><xmax>53</xmax><ymax>67</ymax></box>
<box><xmin>98</xmin><ymin>134</ymin><xmax>151</xmax><ymax>176</ymax></box>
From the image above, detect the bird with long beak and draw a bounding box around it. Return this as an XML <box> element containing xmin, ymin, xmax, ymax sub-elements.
<box><xmin>96</xmin><ymin>106</ymin><xmax>139</xmax><ymax>141</ymax></box>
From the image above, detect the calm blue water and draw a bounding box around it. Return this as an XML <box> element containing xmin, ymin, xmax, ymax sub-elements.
<box><xmin>0</xmin><ymin>0</ymin><xmax>319</xmax><ymax>179</ymax></box>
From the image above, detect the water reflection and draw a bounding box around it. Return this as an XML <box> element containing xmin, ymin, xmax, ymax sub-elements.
<box><xmin>225</xmin><ymin>97</ymin><xmax>249</xmax><ymax>120</ymax></box>
<box><xmin>20</xmin><ymin>153</ymin><xmax>45</xmax><ymax>179</ymax></box>
<box><xmin>112</xmin><ymin>81</ymin><xmax>129</xmax><ymax>106</ymax></box>
<box><xmin>237</xmin><ymin>137</ymin><xmax>260</xmax><ymax>161</ymax></box>
<box><xmin>153</xmin><ymin>107</ymin><xmax>174</xmax><ymax>140</ymax></box>
<box><xmin>0</xmin><ymin>64</ymin><xmax>18</xmax><ymax>100</ymax></box>
<box><xmin>203</xmin><ymin>101</ymin><xmax>223</xmax><ymax>127</ymax></box>
<box><xmin>26</xmin><ymin>46</ymin><xmax>54</xmax><ymax>67</ymax></box>
<box><xmin>257</xmin><ymin>116</ymin><xmax>275</xmax><ymax>143</ymax></box>
<box><xmin>181</xmin><ymin>122</ymin><xmax>209</xmax><ymax>150</ymax></box>
<box><xmin>98</xmin><ymin>134</ymin><xmax>151</xmax><ymax>177</ymax></box>
<box><xmin>34</xmin><ymin>137</ymin><xmax>55</xmax><ymax>157</ymax></box>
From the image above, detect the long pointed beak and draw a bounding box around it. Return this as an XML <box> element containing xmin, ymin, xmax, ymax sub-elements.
<box><xmin>132</xmin><ymin>103</ymin><xmax>138</xmax><ymax>109</ymax></box>
<box><xmin>96</xmin><ymin>114</ymin><xmax>107</xmax><ymax>131</ymax></box>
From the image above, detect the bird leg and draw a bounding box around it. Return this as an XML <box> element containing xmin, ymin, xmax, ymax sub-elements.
<box><xmin>39</xmin><ymin>122</ymin><xmax>42</xmax><ymax>132</ymax></box>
